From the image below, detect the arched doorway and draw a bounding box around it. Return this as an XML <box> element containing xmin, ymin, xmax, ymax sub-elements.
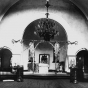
<box><xmin>22</xmin><ymin>18</ymin><xmax>68</xmax><ymax>74</ymax></box>
<box><xmin>76</xmin><ymin>48</ymin><xmax>88</xmax><ymax>81</ymax></box>
<box><xmin>76</xmin><ymin>48</ymin><xmax>88</xmax><ymax>69</ymax></box>
<box><xmin>0</xmin><ymin>46</ymin><xmax>12</xmax><ymax>68</ymax></box>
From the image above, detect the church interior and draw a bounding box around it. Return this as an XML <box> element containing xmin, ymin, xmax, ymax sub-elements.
<box><xmin>0</xmin><ymin>0</ymin><xmax>88</xmax><ymax>87</ymax></box>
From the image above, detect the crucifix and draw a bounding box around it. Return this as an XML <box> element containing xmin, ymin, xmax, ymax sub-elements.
<box><xmin>45</xmin><ymin>0</ymin><xmax>50</xmax><ymax>18</ymax></box>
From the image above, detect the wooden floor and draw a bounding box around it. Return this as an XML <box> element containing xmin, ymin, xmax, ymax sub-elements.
<box><xmin>0</xmin><ymin>79</ymin><xmax>88</xmax><ymax>88</ymax></box>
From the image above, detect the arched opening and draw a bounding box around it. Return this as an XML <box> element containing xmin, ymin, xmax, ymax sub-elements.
<box><xmin>0</xmin><ymin>47</ymin><xmax>12</xmax><ymax>69</ymax></box>
<box><xmin>22</xmin><ymin>18</ymin><xmax>68</xmax><ymax>74</ymax></box>
<box><xmin>35</xmin><ymin>41</ymin><xmax>54</xmax><ymax>63</ymax></box>
<box><xmin>76</xmin><ymin>48</ymin><xmax>88</xmax><ymax>81</ymax></box>
<box><xmin>76</xmin><ymin>48</ymin><xmax>88</xmax><ymax>69</ymax></box>
<box><xmin>22</xmin><ymin>18</ymin><xmax>68</xmax><ymax>46</ymax></box>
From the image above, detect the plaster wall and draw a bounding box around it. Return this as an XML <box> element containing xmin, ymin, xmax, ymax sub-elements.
<box><xmin>0</xmin><ymin>9</ymin><xmax>88</xmax><ymax>71</ymax></box>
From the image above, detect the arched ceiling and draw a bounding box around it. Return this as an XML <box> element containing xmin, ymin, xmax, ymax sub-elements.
<box><xmin>0</xmin><ymin>0</ymin><xmax>88</xmax><ymax>20</ymax></box>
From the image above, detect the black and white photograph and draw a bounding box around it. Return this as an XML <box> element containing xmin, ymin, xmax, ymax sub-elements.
<box><xmin>0</xmin><ymin>0</ymin><xmax>88</xmax><ymax>88</ymax></box>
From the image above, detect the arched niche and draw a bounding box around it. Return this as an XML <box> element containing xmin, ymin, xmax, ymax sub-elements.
<box><xmin>35</xmin><ymin>41</ymin><xmax>54</xmax><ymax>64</ymax></box>
<box><xmin>76</xmin><ymin>48</ymin><xmax>88</xmax><ymax>81</ymax></box>
<box><xmin>0</xmin><ymin>46</ymin><xmax>12</xmax><ymax>68</ymax></box>
<box><xmin>76</xmin><ymin>48</ymin><xmax>88</xmax><ymax>68</ymax></box>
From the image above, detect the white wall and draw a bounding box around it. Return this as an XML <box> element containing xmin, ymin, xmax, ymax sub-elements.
<box><xmin>0</xmin><ymin>9</ymin><xmax>88</xmax><ymax>72</ymax></box>
<box><xmin>35</xmin><ymin>43</ymin><xmax>54</xmax><ymax>69</ymax></box>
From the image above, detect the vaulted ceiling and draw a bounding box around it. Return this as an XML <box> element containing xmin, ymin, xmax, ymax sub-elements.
<box><xmin>0</xmin><ymin>0</ymin><xmax>88</xmax><ymax>20</ymax></box>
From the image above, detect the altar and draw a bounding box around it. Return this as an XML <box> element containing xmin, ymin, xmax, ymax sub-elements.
<box><xmin>39</xmin><ymin>63</ymin><xmax>49</xmax><ymax>73</ymax></box>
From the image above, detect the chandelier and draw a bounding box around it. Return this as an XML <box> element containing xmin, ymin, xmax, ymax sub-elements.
<box><xmin>35</xmin><ymin>19</ymin><xmax>58</xmax><ymax>41</ymax></box>
<box><xmin>35</xmin><ymin>0</ymin><xmax>59</xmax><ymax>41</ymax></box>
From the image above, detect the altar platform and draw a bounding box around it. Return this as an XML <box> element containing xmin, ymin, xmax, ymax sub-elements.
<box><xmin>23</xmin><ymin>71</ymin><xmax>70</xmax><ymax>79</ymax></box>
<box><xmin>0</xmin><ymin>71</ymin><xmax>70</xmax><ymax>80</ymax></box>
